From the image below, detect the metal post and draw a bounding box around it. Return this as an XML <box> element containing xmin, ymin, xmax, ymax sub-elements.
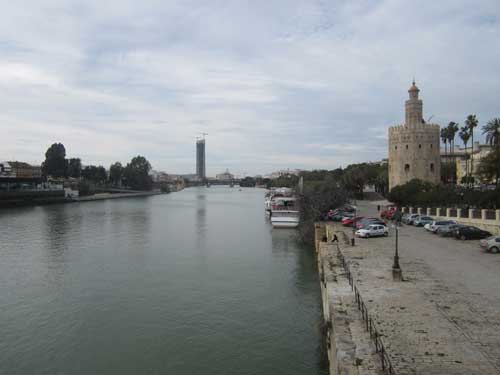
<box><xmin>351</xmin><ymin>208</ymin><xmax>356</xmax><ymax>246</ymax></box>
<box><xmin>393</xmin><ymin>225</ymin><xmax>400</xmax><ymax>269</ymax></box>
<box><xmin>392</xmin><ymin>224</ymin><xmax>402</xmax><ymax>280</ymax></box>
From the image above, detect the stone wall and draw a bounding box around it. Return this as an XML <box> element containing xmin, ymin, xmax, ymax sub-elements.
<box><xmin>388</xmin><ymin>123</ymin><xmax>441</xmax><ymax>190</ymax></box>
<box><xmin>315</xmin><ymin>224</ymin><xmax>384</xmax><ymax>375</ymax></box>
<box><xmin>402</xmin><ymin>206</ymin><xmax>500</xmax><ymax>235</ymax></box>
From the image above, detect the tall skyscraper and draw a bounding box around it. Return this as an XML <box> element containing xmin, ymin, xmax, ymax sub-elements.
<box><xmin>196</xmin><ymin>138</ymin><xmax>206</xmax><ymax>179</ymax></box>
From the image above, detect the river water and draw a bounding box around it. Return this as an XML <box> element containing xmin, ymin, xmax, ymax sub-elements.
<box><xmin>0</xmin><ymin>187</ymin><xmax>325</xmax><ymax>375</ymax></box>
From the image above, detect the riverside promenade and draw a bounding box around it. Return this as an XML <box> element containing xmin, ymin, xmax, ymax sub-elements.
<box><xmin>317</xmin><ymin>201</ymin><xmax>500</xmax><ymax>375</ymax></box>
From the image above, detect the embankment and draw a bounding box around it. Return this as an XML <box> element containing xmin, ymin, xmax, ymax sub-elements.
<box><xmin>316</xmin><ymin>221</ymin><xmax>500</xmax><ymax>375</ymax></box>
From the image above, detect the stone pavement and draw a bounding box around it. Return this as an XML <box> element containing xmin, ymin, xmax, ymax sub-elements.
<box><xmin>318</xmin><ymin>240</ymin><xmax>384</xmax><ymax>375</ymax></box>
<box><xmin>324</xmin><ymin>208</ymin><xmax>500</xmax><ymax>374</ymax></box>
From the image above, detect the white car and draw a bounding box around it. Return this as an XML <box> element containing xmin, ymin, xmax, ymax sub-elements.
<box><xmin>426</xmin><ymin>220</ymin><xmax>457</xmax><ymax>233</ymax></box>
<box><xmin>480</xmin><ymin>236</ymin><xmax>500</xmax><ymax>253</ymax></box>
<box><xmin>356</xmin><ymin>224</ymin><xmax>388</xmax><ymax>238</ymax></box>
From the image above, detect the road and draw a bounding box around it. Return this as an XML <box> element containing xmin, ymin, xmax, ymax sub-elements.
<box><xmin>331</xmin><ymin>200</ymin><xmax>500</xmax><ymax>373</ymax></box>
<box><xmin>357</xmin><ymin>200</ymin><xmax>500</xmax><ymax>303</ymax></box>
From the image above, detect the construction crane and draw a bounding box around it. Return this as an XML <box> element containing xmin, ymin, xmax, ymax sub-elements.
<box><xmin>200</xmin><ymin>132</ymin><xmax>208</xmax><ymax>140</ymax></box>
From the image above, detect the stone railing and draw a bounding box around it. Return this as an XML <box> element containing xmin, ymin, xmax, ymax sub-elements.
<box><xmin>401</xmin><ymin>206</ymin><xmax>500</xmax><ymax>234</ymax></box>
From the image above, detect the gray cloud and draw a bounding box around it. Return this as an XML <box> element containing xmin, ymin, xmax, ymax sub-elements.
<box><xmin>1</xmin><ymin>0</ymin><xmax>499</xmax><ymax>175</ymax></box>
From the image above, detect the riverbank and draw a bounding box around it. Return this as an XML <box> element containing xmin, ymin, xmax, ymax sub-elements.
<box><xmin>315</xmin><ymin>200</ymin><xmax>500</xmax><ymax>374</ymax></box>
<box><xmin>0</xmin><ymin>190</ymin><xmax>165</xmax><ymax>208</ymax></box>
<box><xmin>71</xmin><ymin>191</ymin><xmax>163</xmax><ymax>202</ymax></box>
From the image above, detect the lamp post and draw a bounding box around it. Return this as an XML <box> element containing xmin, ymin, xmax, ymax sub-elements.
<box><xmin>392</xmin><ymin>222</ymin><xmax>402</xmax><ymax>280</ymax></box>
<box><xmin>351</xmin><ymin>207</ymin><xmax>356</xmax><ymax>246</ymax></box>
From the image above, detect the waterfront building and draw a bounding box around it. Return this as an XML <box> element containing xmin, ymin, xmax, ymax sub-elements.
<box><xmin>0</xmin><ymin>161</ymin><xmax>42</xmax><ymax>179</ymax></box>
<box><xmin>216</xmin><ymin>169</ymin><xmax>234</xmax><ymax>180</ymax></box>
<box><xmin>196</xmin><ymin>139</ymin><xmax>206</xmax><ymax>180</ymax></box>
<box><xmin>441</xmin><ymin>142</ymin><xmax>496</xmax><ymax>184</ymax></box>
<box><xmin>388</xmin><ymin>82</ymin><xmax>441</xmax><ymax>190</ymax></box>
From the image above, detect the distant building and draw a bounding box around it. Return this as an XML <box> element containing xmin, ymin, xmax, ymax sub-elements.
<box><xmin>196</xmin><ymin>139</ymin><xmax>206</xmax><ymax>179</ymax></box>
<box><xmin>266</xmin><ymin>169</ymin><xmax>303</xmax><ymax>179</ymax></box>
<box><xmin>442</xmin><ymin>142</ymin><xmax>495</xmax><ymax>184</ymax></box>
<box><xmin>216</xmin><ymin>169</ymin><xmax>234</xmax><ymax>180</ymax></box>
<box><xmin>0</xmin><ymin>161</ymin><xmax>41</xmax><ymax>179</ymax></box>
<box><xmin>388</xmin><ymin>82</ymin><xmax>441</xmax><ymax>190</ymax></box>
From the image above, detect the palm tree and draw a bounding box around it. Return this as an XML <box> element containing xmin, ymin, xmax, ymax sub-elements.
<box><xmin>447</xmin><ymin>122</ymin><xmax>459</xmax><ymax>183</ymax></box>
<box><xmin>459</xmin><ymin>126</ymin><xmax>471</xmax><ymax>183</ymax></box>
<box><xmin>482</xmin><ymin>118</ymin><xmax>500</xmax><ymax>146</ymax></box>
<box><xmin>440</xmin><ymin>128</ymin><xmax>449</xmax><ymax>182</ymax></box>
<box><xmin>465</xmin><ymin>114</ymin><xmax>479</xmax><ymax>182</ymax></box>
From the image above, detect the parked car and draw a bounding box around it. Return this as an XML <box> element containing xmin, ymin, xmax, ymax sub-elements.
<box><xmin>380</xmin><ymin>207</ymin><xmax>397</xmax><ymax>219</ymax></box>
<box><xmin>454</xmin><ymin>226</ymin><xmax>492</xmax><ymax>240</ymax></box>
<box><xmin>356</xmin><ymin>218</ymin><xmax>386</xmax><ymax>229</ymax></box>
<box><xmin>426</xmin><ymin>220</ymin><xmax>457</xmax><ymax>233</ymax></box>
<box><xmin>403</xmin><ymin>214</ymin><xmax>419</xmax><ymax>225</ymax></box>
<box><xmin>342</xmin><ymin>216</ymin><xmax>364</xmax><ymax>227</ymax></box>
<box><xmin>356</xmin><ymin>224</ymin><xmax>389</xmax><ymax>238</ymax></box>
<box><xmin>343</xmin><ymin>204</ymin><xmax>357</xmax><ymax>212</ymax></box>
<box><xmin>401</xmin><ymin>213</ymin><xmax>410</xmax><ymax>223</ymax></box>
<box><xmin>479</xmin><ymin>236</ymin><xmax>500</xmax><ymax>253</ymax></box>
<box><xmin>413</xmin><ymin>216</ymin><xmax>434</xmax><ymax>227</ymax></box>
<box><xmin>437</xmin><ymin>224</ymin><xmax>463</xmax><ymax>237</ymax></box>
<box><xmin>329</xmin><ymin>210</ymin><xmax>347</xmax><ymax>221</ymax></box>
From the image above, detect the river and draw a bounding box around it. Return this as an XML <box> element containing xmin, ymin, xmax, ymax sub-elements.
<box><xmin>0</xmin><ymin>187</ymin><xmax>326</xmax><ymax>375</ymax></box>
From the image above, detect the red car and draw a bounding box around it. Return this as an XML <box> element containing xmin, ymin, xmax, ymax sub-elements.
<box><xmin>380</xmin><ymin>207</ymin><xmax>397</xmax><ymax>219</ymax></box>
<box><xmin>342</xmin><ymin>216</ymin><xmax>364</xmax><ymax>226</ymax></box>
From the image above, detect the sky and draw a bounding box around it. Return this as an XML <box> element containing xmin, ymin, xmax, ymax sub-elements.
<box><xmin>1</xmin><ymin>0</ymin><xmax>499</xmax><ymax>176</ymax></box>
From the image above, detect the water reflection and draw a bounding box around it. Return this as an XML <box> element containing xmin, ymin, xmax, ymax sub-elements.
<box><xmin>41</xmin><ymin>205</ymin><xmax>71</xmax><ymax>280</ymax></box>
<box><xmin>195</xmin><ymin>191</ymin><xmax>207</xmax><ymax>236</ymax></box>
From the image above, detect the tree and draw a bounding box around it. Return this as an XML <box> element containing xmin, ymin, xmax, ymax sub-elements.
<box><xmin>42</xmin><ymin>143</ymin><xmax>67</xmax><ymax>178</ymax></box>
<box><xmin>440</xmin><ymin>128</ymin><xmax>449</xmax><ymax>182</ymax></box>
<box><xmin>298</xmin><ymin>178</ymin><xmax>348</xmax><ymax>244</ymax></box>
<box><xmin>96</xmin><ymin>166</ymin><xmax>107</xmax><ymax>184</ymax></box>
<box><xmin>478</xmin><ymin>147</ymin><xmax>500</xmax><ymax>186</ymax></box>
<box><xmin>81</xmin><ymin>165</ymin><xmax>97</xmax><ymax>181</ymax></box>
<box><xmin>482</xmin><ymin>118</ymin><xmax>500</xmax><ymax>146</ymax></box>
<box><xmin>123</xmin><ymin>156</ymin><xmax>152</xmax><ymax>191</ymax></box>
<box><xmin>81</xmin><ymin>165</ymin><xmax>107</xmax><ymax>184</ymax></box>
<box><xmin>480</xmin><ymin>118</ymin><xmax>500</xmax><ymax>187</ymax></box>
<box><xmin>459</xmin><ymin>126</ymin><xmax>471</xmax><ymax>182</ymax></box>
<box><xmin>240</xmin><ymin>176</ymin><xmax>256</xmax><ymax>187</ymax></box>
<box><xmin>465</xmin><ymin>114</ymin><xmax>479</xmax><ymax>182</ymax></box>
<box><xmin>109</xmin><ymin>162</ymin><xmax>124</xmax><ymax>186</ymax></box>
<box><xmin>447</xmin><ymin>122</ymin><xmax>459</xmax><ymax>183</ymax></box>
<box><xmin>67</xmin><ymin>158</ymin><xmax>82</xmax><ymax>179</ymax></box>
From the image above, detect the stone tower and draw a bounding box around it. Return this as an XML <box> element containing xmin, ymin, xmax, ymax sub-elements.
<box><xmin>388</xmin><ymin>82</ymin><xmax>441</xmax><ymax>190</ymax></box>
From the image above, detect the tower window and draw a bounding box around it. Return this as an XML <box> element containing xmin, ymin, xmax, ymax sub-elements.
<box><xmin>395</xmin><ymin>146</ymin><xmax>397</xmax><ymax>150</ymax></box>
<box><xmin>419</xmin><ymin>144</ymin><xmax>422</xmax><ymax>149</ymax></box>
<box><xmin>406</xmin><ymin>145</ymin><xmax>408</xmax><ymax>150</ymax></box>
<box><xmin>430</xmin><ymin>144</ymin><xmax>433</xmax><ymax>148</ymax></box>
<box><xmin>404</xmin><ymin>164</ymin><xmax>410</xmax><ymax>173</ymax></box>
<box><xmin>430</xmin><ymin>163</ymin><xmax>434</xmax><ymax>172</ymax></box>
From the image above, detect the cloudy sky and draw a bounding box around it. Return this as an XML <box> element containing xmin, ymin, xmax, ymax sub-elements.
<box><xmin>1</xmin><ymin>1</ymin><xmax>499</xmax><ymax>176</ymax></box>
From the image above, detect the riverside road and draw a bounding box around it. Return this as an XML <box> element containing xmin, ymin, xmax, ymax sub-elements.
<box><xmin>336</xmin><ymin>201</ymin><xmax>500</xmax><ymax>373</ymax></box>
<box><xmin>359</xmin><ymin>201</ymin><xmax>500</xmax><ymax>302</ymax></box>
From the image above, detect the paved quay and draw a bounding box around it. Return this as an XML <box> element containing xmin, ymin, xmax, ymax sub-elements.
<box><xmin>323</xmin><ymin>201</ymin><xmax>500</xmax><ymax>375</ymax></box>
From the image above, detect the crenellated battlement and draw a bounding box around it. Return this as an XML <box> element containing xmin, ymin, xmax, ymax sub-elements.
<box><xmin>388</xmin><ymin>82</ymin><xmax>441</xmax><ymax>190</ymax></box>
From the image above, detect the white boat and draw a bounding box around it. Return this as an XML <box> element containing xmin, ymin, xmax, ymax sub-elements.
<box><xmin>270</xmin><ymin>196</ymin><xmax>299</xmax><ymax>228</ymax></box>
<box><xmin>270</xmin><ymin>210</ymin><xmax>300</xmax><ymax>228</ymax></box>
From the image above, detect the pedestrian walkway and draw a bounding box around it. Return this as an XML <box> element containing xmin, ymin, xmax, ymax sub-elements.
<box><xmin>326</xmin><ymin>206</ymin><xmax>500</xmax><ymax>374</ymax></box>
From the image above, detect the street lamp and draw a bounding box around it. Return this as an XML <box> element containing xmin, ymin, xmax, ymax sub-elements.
<box><xmin>392</xmin><ymin>222</ymin><xmax>402</xmax><ymax>280</ymax></box>
<box><xmin>351</xmin><ymin>207</ymin><xmax>356</xmax><ymax>246</ymax></box>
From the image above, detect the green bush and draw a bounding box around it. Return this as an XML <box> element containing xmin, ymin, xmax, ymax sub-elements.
<box><xmin>388</xmin><ymin>179</ymin><xmax>500</xmax><ymax>208</ymax></box>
